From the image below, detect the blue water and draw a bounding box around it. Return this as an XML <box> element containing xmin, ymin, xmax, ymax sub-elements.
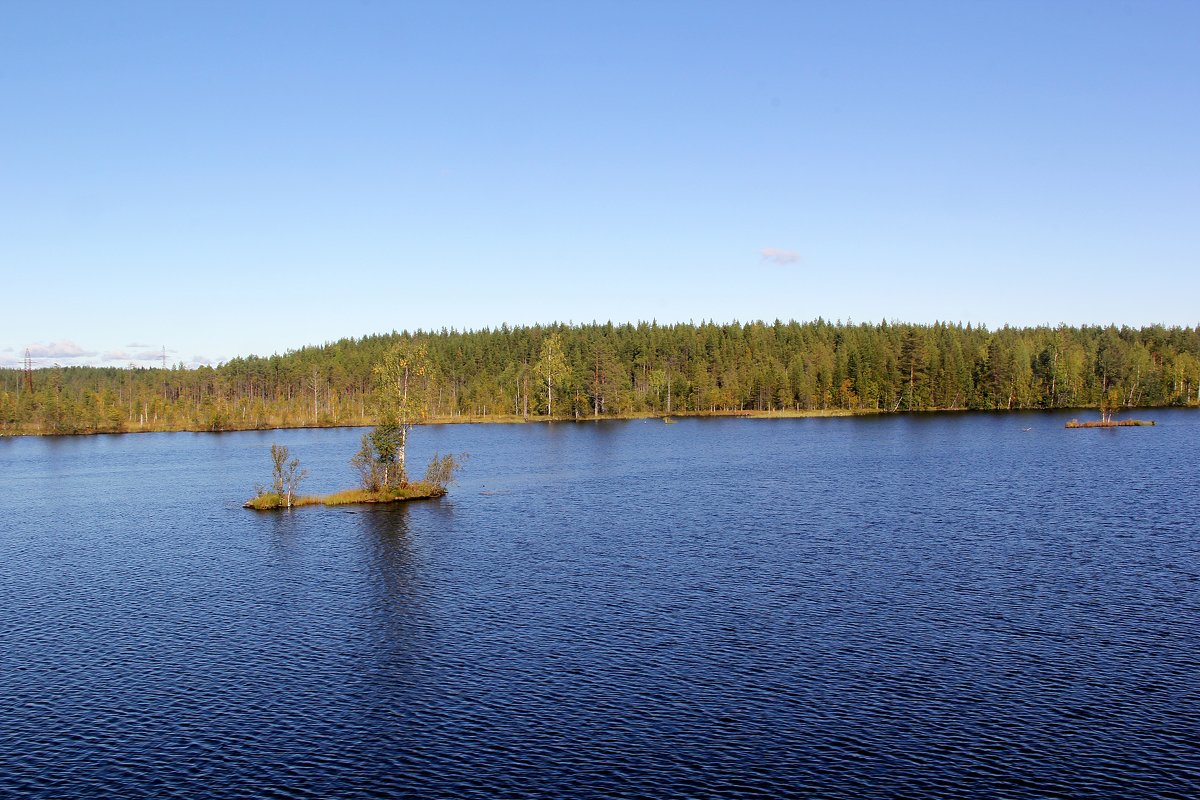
<box><xmin>1</xmin><ymin>412</ymin><xmax>1197</xmax><ymax>798</ymax></box>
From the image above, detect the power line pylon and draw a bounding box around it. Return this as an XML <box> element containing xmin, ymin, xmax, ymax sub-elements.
<box><xmin>23</xmin><ymin>349</ymin><xmax>34</xmax><ymax>395</ymax></box>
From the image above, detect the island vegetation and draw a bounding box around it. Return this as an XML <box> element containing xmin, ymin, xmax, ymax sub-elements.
<box><xmin>246</xmin><ymin>342</ymin><xmax>467</xmax><ymax>511</ymax></box>
<box><xmin>244</xmin><ymin>448</ymin><xmax>465</xmax><ymax>510</ymax></box>
<box><xmin>3</xmin><ymin>319</ymin><xmax>1198</xmax><ymax>436</ymax></box>
<box><xmin>1065</xmin><ymin>419</ymin><xmax>1155</xmax><ymax>429</ymax></box>
<box><xmin>1065</xmin><ymin>388</ymin><xmax>1156</xmax><ymax>428</ymax></box>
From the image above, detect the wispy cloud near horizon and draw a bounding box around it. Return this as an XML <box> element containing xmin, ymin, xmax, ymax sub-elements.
<box><xmin>1</xmin><ymin>341</ymin><xmax>183</xmax><ymax>368</ymax></box>
<box><xmin>24</xmin><ymin>340</ymin><xmax>97</xmax><ymax>359</ymax></box>
<box><xmin>760</xmin><ymin>247</ymin><xmax>801</xmax><ymax>265</ymax></box>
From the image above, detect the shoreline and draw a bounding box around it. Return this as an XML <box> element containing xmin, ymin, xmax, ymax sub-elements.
<box><xmin>2</xmin><ymin>404</ymin><xmax>1195</xmax><ymax>438</ymax></box>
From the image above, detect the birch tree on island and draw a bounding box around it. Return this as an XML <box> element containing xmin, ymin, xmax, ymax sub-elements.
<box><xmin>372</xmin><ymin>340</ymin><xmax>430</xmax><ymax>483</ymax></box>
<box><xmin>269</xmin><ymin>444</ymin><xmax>307</xmax><ymax>508</ymax></box>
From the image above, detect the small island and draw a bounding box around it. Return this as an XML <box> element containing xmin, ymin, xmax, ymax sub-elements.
<box><xmin>1065</xmin><ymin>389</ymin><xmax>1155</xmax><ymax>429</ymax></box>
<box><xmin>244</xmin><ymin>441</ymin><xmax>464</xmax><ymax>511</ymax></box>
<box><xmin>245</xmin><ymin>482</ymin><xmax>448</xmax><ymax>510</ymax></box>
<box><xmin>1065</xmin><ymin>418</ymin><xmax>1155</xmax><ymax>429</ymax></box>
<box><xmin>246</xmin><ymin>343</ymin><xmax>466</xmax><ymax>511</ymax></box>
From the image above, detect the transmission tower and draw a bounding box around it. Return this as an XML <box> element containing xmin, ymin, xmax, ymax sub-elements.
<box><xmin>22</xmin><ymin>349</ymin><xmax>34</xmax><ymax>394</ymax></box>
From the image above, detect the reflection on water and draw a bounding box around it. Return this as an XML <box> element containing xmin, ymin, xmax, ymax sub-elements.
<box><xmin>359</xmin><ymin>506</ymin><xmax>419</xmax><ymax>608</ymax></box>
<box><xmin>0</xmin><ymin>411</ymin><xmax>1198</xmax><ymax>798</ymax></box>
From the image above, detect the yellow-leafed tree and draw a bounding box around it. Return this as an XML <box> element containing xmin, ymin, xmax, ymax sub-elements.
<box><xmin>373</xmin><ymin>340</ymin><xmax>430</xmax><ymax>483</ymax></box>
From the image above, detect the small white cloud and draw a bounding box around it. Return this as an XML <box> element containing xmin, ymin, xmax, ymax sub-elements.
<box><xmin>103</xmin><ymin>349</ymin><xmax>132</xmax><ymax>360</ymax></box>
<box><xmin>761</xmin><ymin>247</ymin><xmax>801</xmax><ymax>265</ymax></box>
<box><xmin>191</xmin><ymin>355</ymin><xmax>213</xmax><ymax>366</ymax></box>
<box><xmin>132</xmin><ymin>348</ymin><xmax>171</xmax><ymax>360</ymax></box>
<box><xmin>25</xmin><ymin>340</ymin><xmax>97</xmax><ymax>359</ymax></box>
<box><xmin>126</xmin><ymin>342</ymin><xmax>154</xmax><ymax>348</ymax></box>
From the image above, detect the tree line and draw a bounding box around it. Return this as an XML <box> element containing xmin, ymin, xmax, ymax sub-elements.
<box><xmin>2</xmin><ymin>319</ymin><xmax>1198</xmax><ymax>435</ymax></box>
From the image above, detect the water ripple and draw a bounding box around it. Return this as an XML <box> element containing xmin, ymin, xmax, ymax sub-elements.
<box><xmin>1</xmin><ymin>413</ymin><xmax>1198</xmax><ymax>798</ymax></box>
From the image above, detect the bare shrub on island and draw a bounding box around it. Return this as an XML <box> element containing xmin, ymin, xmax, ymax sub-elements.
<box><xmin>423</xmin><ymin>451</ymin><xmax>468</xmax><ymax>491</ymax></box>
<box><xmin>247</xmin><ymin>444</ymin><xmax>309</xmax><ymax>510</ymax></box>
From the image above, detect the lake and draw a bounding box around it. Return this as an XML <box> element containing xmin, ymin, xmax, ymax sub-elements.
<box><xmin>1</xmin><ymin>411</ymin><xmax>1197</xmax><ymax>798</ymax></box>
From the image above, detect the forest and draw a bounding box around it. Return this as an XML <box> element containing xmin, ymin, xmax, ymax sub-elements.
<box><xmin>2</xmin><ymin>319</ymin><xmax>1198</xmax><ymax>435</ymax></box>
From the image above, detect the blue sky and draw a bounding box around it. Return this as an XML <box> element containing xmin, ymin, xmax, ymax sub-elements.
<box><xmin>2</xmin><ymin>1</ymin><xmax>1197</xmax><ymax>368</ymax></box>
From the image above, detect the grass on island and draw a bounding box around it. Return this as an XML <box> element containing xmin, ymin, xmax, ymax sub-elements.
<box><xmin>245</xmin><ymin>482</ymin><xmax>446</xmax><ymax>510</ymax></box>
<box><xmin>1065</xmin><ymin>418</ymin><xmax>1156</xmax><ymax>429</ymax></box>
